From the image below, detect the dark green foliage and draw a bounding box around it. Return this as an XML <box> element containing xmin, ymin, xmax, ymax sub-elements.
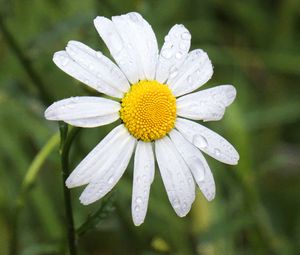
<box><xmin>0</xmin><ymin>0</ymin><xmax>299</xmax><ymax>254</ymax></box>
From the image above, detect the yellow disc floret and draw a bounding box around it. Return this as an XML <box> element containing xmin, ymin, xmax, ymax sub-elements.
<box><xmin>120</xmin><ymin>80</ymin><xmax>176</xmax><ymax>142</ymax></box>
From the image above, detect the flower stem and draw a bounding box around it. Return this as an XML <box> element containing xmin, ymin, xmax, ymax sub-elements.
<box><xmin>9</xmin><ymin>133</ymin><xmax>60</xmax><ymax>255</ymax></box>
<box><xmin>59</xmin><ymin>123</ymin><xmax>80</xmax><ymax>255</ymax></box>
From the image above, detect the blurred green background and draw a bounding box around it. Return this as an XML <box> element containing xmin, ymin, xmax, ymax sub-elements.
<box><xmin>1</xmin><ymin>0</ymin><xmax>300</xmax><ymax>254</ymax></box>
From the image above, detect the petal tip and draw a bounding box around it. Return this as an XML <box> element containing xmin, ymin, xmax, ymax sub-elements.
<box><xmin>133</xmin><ymin>218</ymin><xmax>144</xmax><ymax>226</ymax></box>
<box><xmin>44</xmin><ymin>106</ymin><xmax>55</xmax><ymax>120</ymax></box>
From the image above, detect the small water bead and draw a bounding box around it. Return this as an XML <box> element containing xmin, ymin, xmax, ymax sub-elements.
<box><xmin>113</xmin><ymin>40</ymin><xmax>124</xmax><ymax>53</ymax></box>
<box><xmin>164</xmin><ymin>35</ymin><xmax>171</xmax><ymax>42</ymax></box>
<box><xmin>172</xmin><ymin>198</ymin><xmax>180</xmax><ymax>208</ymax></box>
<box><xmin>108</xmin><ymin>176</ymin><xmax>114</xmax><ymax>184</ymax></box>
<box><xmin>187</xmin><ymin>75</ymin><xmax>193</xmax><ymax>84</ymax></box>
<box><xmin>134</xmin><ymin>205</ymin><xmax>140</xmax><ymax>212</ymax></box>
<box><xmin>88</xmin><ymin>64</ymin><xmax>95</xmax><ymax>71</ymax></box>
<box><xmin>129</xmin><ymin>12</ymin><xmax>139</xmax><ymax>22</ymax></box>
<box><xmin>193</xmin><ymin>135</ymin><xmax>208</xmax><ymax>149</ymax></box>
<box><xmin>135</xmin><ymin>196</ymin><xmax>142</xmax><ymax>204</ymax></box>
<box><xmin>180</xmin><ymin>42</ymin><xmax>188</xmax><ymax>50</ymax></box>
<box><xmin>214</xmin><ymin>148</ymin><xmax>221</xmax><ymax>156</ymax></box>
<box><xmin>161</xmin><ymin>49</ymin><xmax>173</xmax><ymax>59</ymax></box>
<box><xmin>142</xmin><ymin>174</ymin><xmax>147</xmax><ymax>181</ymax></box>
<box><xmin>181</xmin><ymin>31</ymin><xmax>191</xmax><ymax>40</ymax></box>
<box><xmin>175</xmin><ymin>52</ymin><xmax>183</xmax><ymax>59</ymax></box>
<box><xmin>189</xmin><ymin>156</ymin><xmax>205</xmax><ymax>182</ymax></box>
<box><xmin>96</xmin><ymin>52</ymin><xmax>103</xmax><ymax>58</ymax></box>
<box><xmin>82</xmin><ymin>78</ymin><xmax>90</xmax><ymax>84</ymax></box>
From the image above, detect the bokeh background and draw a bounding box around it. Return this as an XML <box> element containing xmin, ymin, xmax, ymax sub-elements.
<box><xmin>1</xmin><ymin>0</ymin><xmax>300</xmax><ymax>254</ymax></box>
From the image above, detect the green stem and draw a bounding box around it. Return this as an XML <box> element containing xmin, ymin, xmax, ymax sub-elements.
<box><xmin>0</xmin><ymin>15</ymin><xmax>51</xmax><ymax>105</ymax></box>
<box><xmin>10</xmin><ymin>133</ymin><xmax>60</xmax><ymax>255</ymax></box>
<box><xmin>59</xmin><ymin>124</ymin><xmax>80</xmax><ymax>255</ymax></box>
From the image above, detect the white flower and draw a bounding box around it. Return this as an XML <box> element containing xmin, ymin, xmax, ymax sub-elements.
<box><xmin>45</xmin><ymin>12</ymin><xmax>239</xmax><ymax>226</ymax></box>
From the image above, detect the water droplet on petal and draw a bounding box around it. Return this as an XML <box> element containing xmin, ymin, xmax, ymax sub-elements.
<box><xmin>172</xmin><ymin>198</ymin><xmax>180</xmax><ymax>209</ymax></box>
<box><xmin>187</xmin><ymin>75</ymin><xmax>193</xmax><ymax>84</ymax></box>
<box><xmin>193</xmin><ymin>135</ymin><xmax>208</xmax><ymax>149</ymax></box>
<box><xmin>214</xmin><ymin>148</ymin><xmax>221</xmax><ymax>156</ymax></box>
<box><xmin>161</xmin><ymin>49</ymin><xmax>173</xmax><ymax>59</ymax></box>
<box><xmin>180</xmin><ymin>42</ymin><xmax>188</xmax><ymax>50</ymax></box>
<box><xmin>175</xmin><ymin>52</ymin><xmax>183</xmax><ymax>59</ymax></box>
<box><xmin>135</xmin><ymin>196</ymin><xmax>142</xmax><ymax>204</ymax></box>
<box><xmin>181</xmin><ymin>32</ymin><xmax>191</xmax><ymax>40</ymax></box>
<box><xmin>129</xmin><ymin>12</ymin><xmax>139</xmax><ymax>22</ymax></box>
<box><xmin>164</xmin><ymin>35</ymin><xmax>171</xmax><ymax>42</ymax></box>
<box><xmin>61</xmin><ymin>58</ymin><xmax>69</xmax><ymax>66</ymax></box>
<box><xmin>108</xmin><ymin>177</ymin><xmax>114</xmax><ymax>184</ymax></box>
<box><xmin>189</xmin><ymin>156</ymin><xmax>205</xmax><ymax>182</ymax></box>
<box><xmin>135</xmin><ymin>205</ymin><xmax>140</xmax><ymax>212</ymax></box>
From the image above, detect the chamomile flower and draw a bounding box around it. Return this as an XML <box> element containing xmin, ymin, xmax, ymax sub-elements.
<box><xmin>45</xmin><ymin>12</ymin><xmax>239</xmax><ymax>226</ymax></box>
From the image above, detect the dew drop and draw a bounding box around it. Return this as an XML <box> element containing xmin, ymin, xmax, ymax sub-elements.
<box><xmin>129</xmin><ymin>12</ymin><xmax>139</xmax><ymax>22</ymax></box>
<box><xmin>88</xmin><ymin>64</ymin><xmax>95</xmax><ymax>71</ymax></box>
<box><xmin>214</xmin><ymin>148</ymin><xmax>221</xmax><ymax>156</ymax></box>
<box><xmin>139</xmin><ymin>175</ymin><xmax>146</xmax><ymax>182</ymax></box>
<box><xmin>61</xmin><ymin>58</ymin><xmax>69</xmax><ymax>66</ymax></box>
<box><xmin>82</xmin><ymin>78</ymin><xmax>90</xmax><ymax>84</ymax></box>
<box><xmin>169</xmin><ymin>67</ymin><xmax>178</xmax><ymax>79</ymax></box>
<box><xmin>180</xmin><ymin>43</ymin><xmax>188</xmax><ymax>50</ymax></box>
<box><xmin>164</xmin><ymin>35</ymin><xmax>171</xmax><ymax>42</ymax></box>
<box><xmin>175</xmin><ymin>52</ymin><xmax>183</xmax><ymax>59</ymax></box>
<box><xmin>112</xmin><ymin>40</ymin><xmax>123</xmax><ymax>53</ymax></box>
<box><xmin>134</xmin><ymin>205</ymin><xmax>140</xmax><ymax>212</ymax></box>
<box><xmin>189</xmin><ymin>156</ymin><xmax>205</xmax><ymax>182</ymax></box>
<box><xmin>108</xmin><ymin>177</ymin><xmax>114</xmax><ymax>184</ymax></box>
<box><xmin>193</xmin><ymin>135</ymin><xmax>208</xmax><ymax>149</ymax></box>
<box><xmin>161</xmin><ymin>49</ymin><xmax>173</xmax><ymax>59</ymax></box>
<box><xmin>135</xmin><ymin>196</ymin><xmax>142</xmax><ymax>204</ymax></box>
<box><xmin>187</xmin><ymin>75</ymin><xmax>193</xmax><ymax>84</ymax></box>
<box><xmin>181</xmin><ymin>32</ymin><xmax>191</xmax><ymax>40</ymax></box>
<box><xmin>96</xmin><ymin>52</ymin><xmax>103</xmax><ymax>58</ymax></box>
<box><xmin>172</xmin><ymin>198</ymin><xmax>180</xmax><ymax>209</ymax></box>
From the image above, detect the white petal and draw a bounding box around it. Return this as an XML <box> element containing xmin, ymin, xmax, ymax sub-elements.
<box><xmin>94</xmin><ymin>16</ymin><xmax>139</xmax><ymax>83</ymax></box>
<box><xmin>169</xmin><ymin>129</ymin><xmax>215</xmax><ymax>201</ymax></box>
<box><xmin>79</xmin><ymin>133</ymin><xmax>136</xmax><ymax>205</ymax></box>
<box><xmin>176</xmin><ymin>85</ymin><xmax>236</xmax><ymax>121</ymax></box>
<box><xmin>132</xmin><ymin>141</ymin><xmax>155</xmax><ymax>226</ymax></box>
<box><xmin>113</xmin><ymin>13</ymin><xmax>158</xmax><ymax>80</ymax></box>
<box><xmin>65</xmin><ymin>41</ymin><xmax>130</xmax><ymax>93</ymax></box>
<box><xmin>155</xmin><ymin>137</ymin><xmax>195</xmax><ymax>217</ymax></box>
<box><xmin>66</xmin><ymin>125</ymin><xmax>129</xmax><ymax>188</ymax></box>
<box><xmin>168</xmin><ymin>49</ymin><xmax>213</xmax><ymax>97</ymax></box>
<box><xmin>175</xmin><ymin>118</ymin><xmax>239</xmax><ymax>165</ymax></box>
<box><xmin>45</xmin><ymin>96</ymin><xmax>120</xmax><ymax>127</ymax></box>
<box><xmin>53</xmin><ymin>51</ymin><xmax>123</xmax><ymax>98</ymax></box>
<box><xmin>155</xmin><ymin>24</ymin><xmax>191</xmax><ymax>83</ymax></box>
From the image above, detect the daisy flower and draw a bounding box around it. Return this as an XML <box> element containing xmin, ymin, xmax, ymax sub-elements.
<box><xmin>45</xmin><ymin>12</ymin><xmax>239</xmax><ymax>226</ymax></box>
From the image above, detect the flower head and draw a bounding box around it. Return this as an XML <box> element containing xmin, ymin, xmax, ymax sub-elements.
<box><xmin>45</xmin><ymin>12</ymin><xmax>239</xmax><ymax>226</ymax></box>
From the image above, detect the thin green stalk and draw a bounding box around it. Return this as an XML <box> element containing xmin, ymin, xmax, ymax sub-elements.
<box><xmin>59</xmin><ymin>124</ymin><xmax>80</xmax><ymax>255</ymax></box>
<box><xmin>10</xmin><ymin>133</ymin><xmax>60</xmax><ymax>255</ymax></box>
<box><xmin>0</xmin><ymin>15</ymin><xmax>51</xmax><ymax>105</ymax></box>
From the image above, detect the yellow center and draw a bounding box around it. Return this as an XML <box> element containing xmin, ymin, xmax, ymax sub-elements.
<box><xmin>120</xmin><ymin>80</ymin><xmax>176</xmax><ymax>142</ymax></box>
